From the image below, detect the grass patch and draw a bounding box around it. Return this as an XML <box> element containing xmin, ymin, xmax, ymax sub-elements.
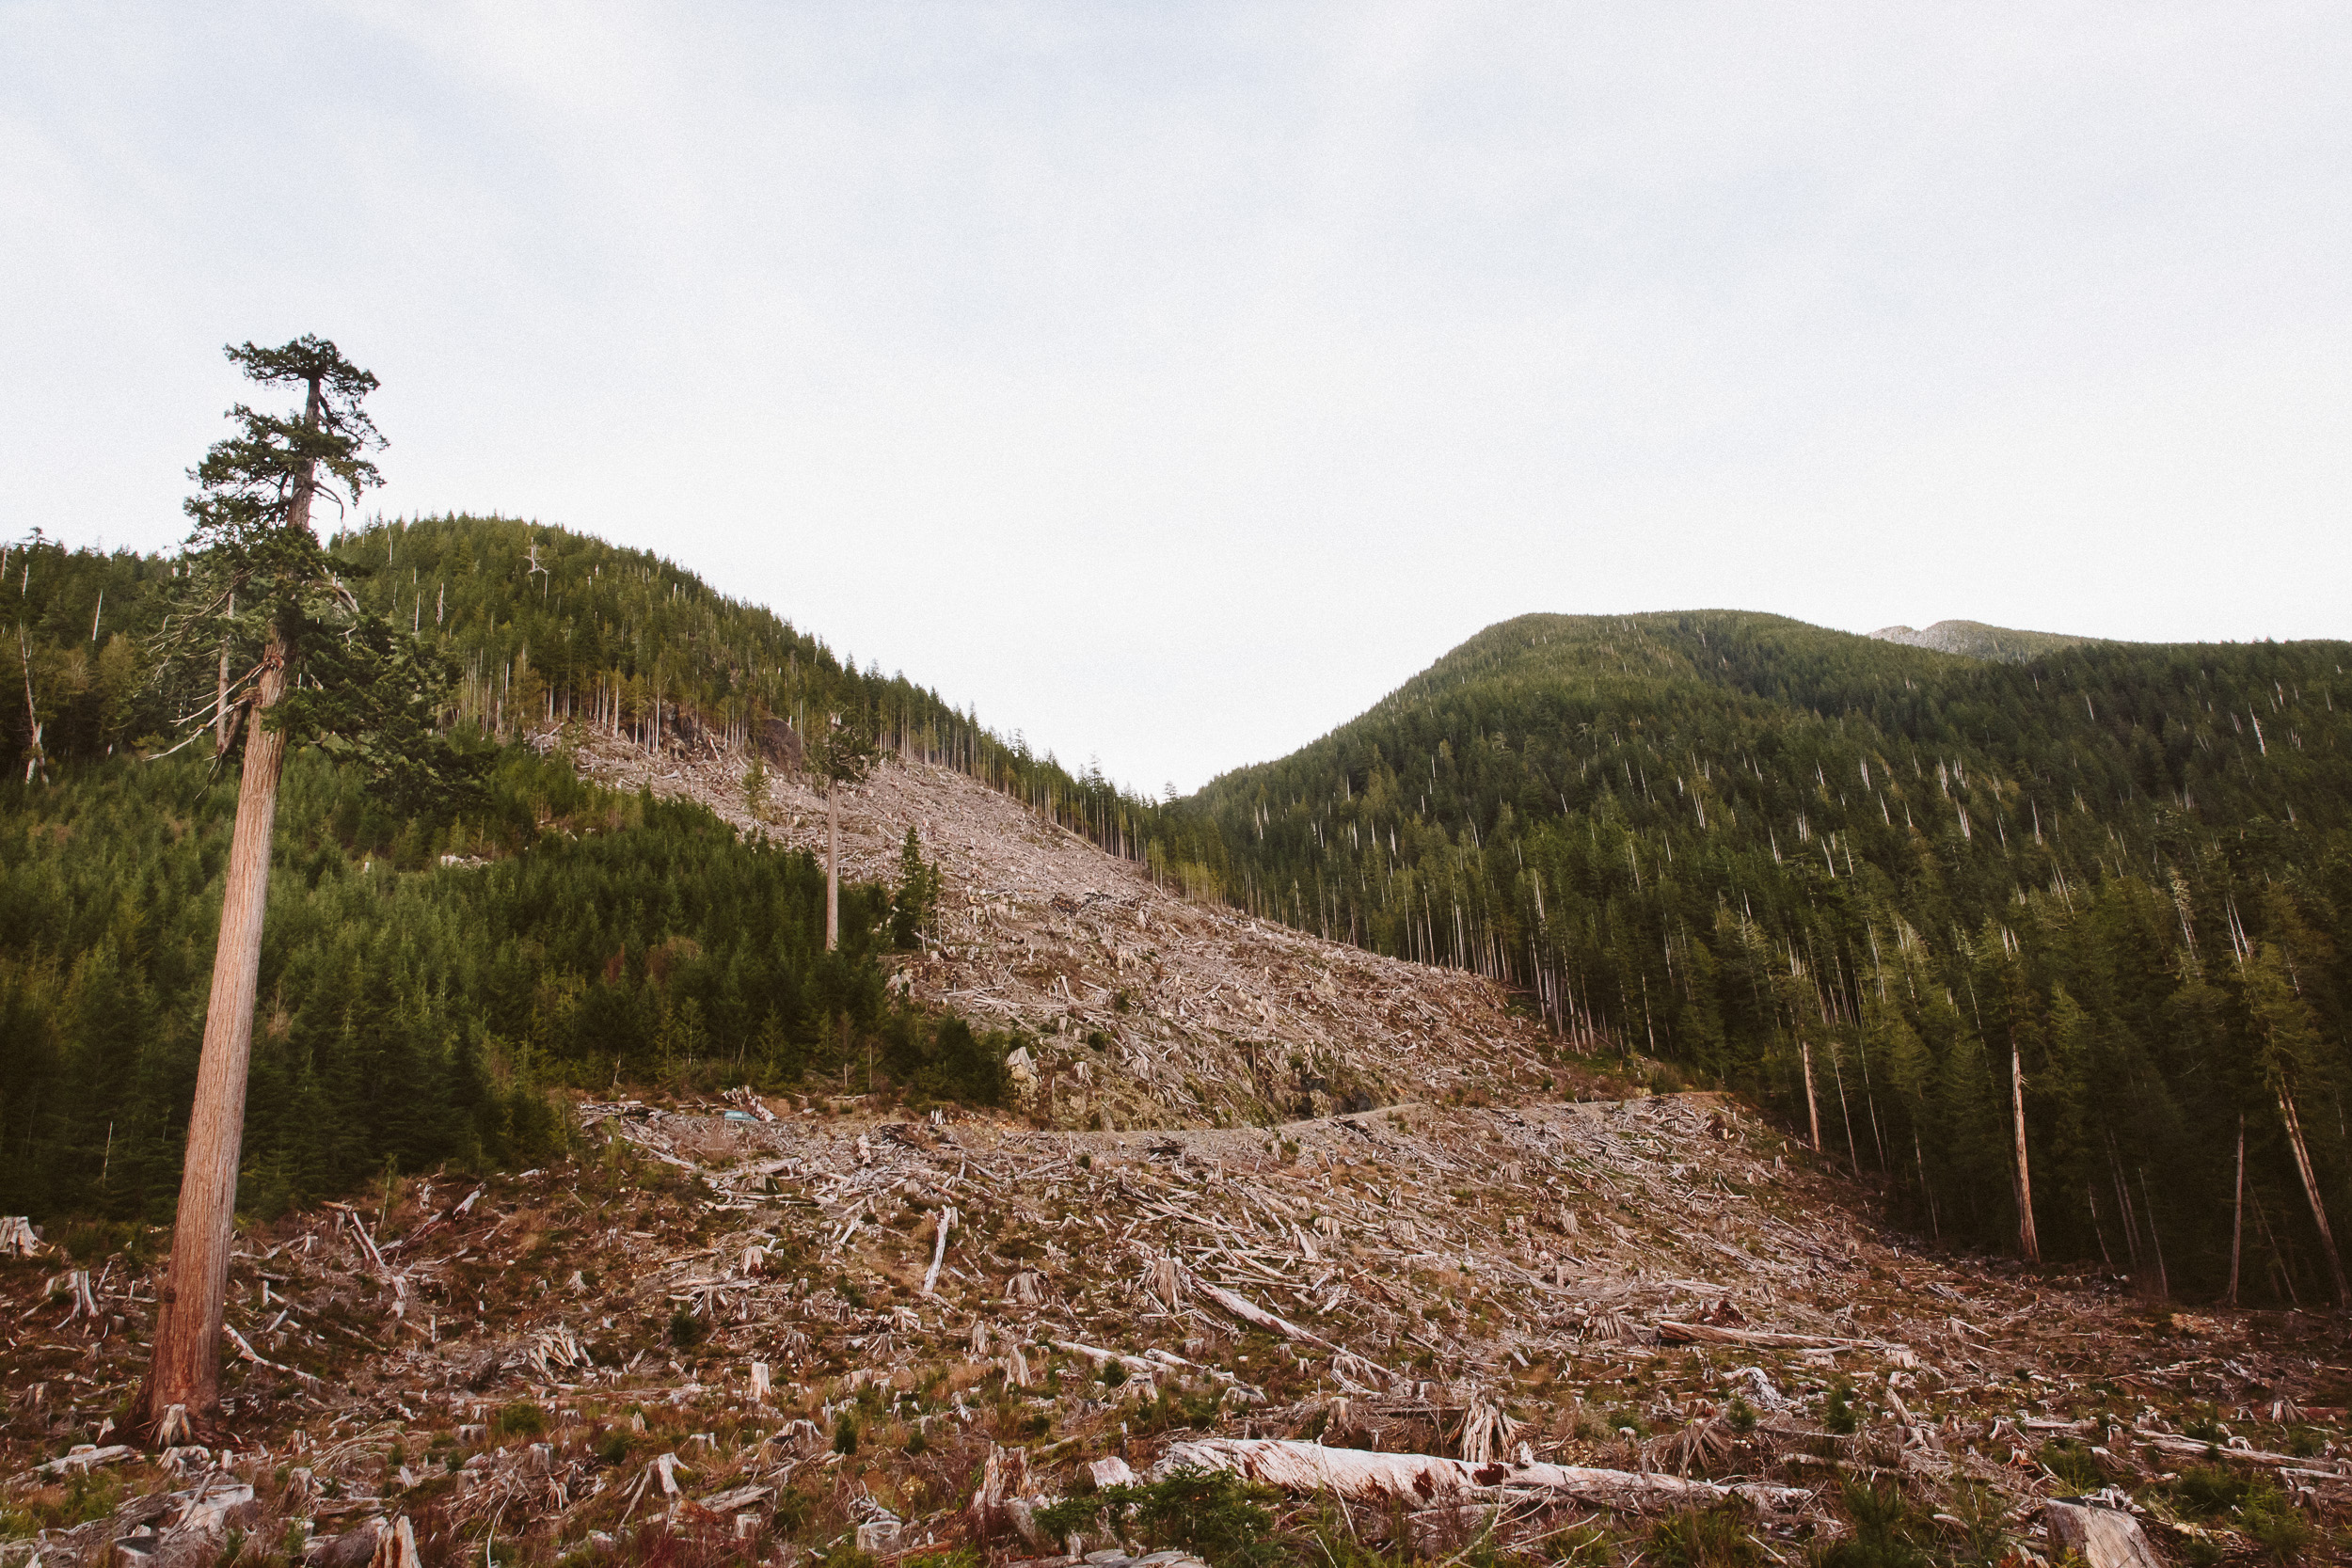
<box><xmin>2170</xmin><ymin>1465</ymin><xmax>2252</xmax><ymax>1518</ymax></box>
<box><xmin>1645</xmin><ymin>1503</ymin><xmax>1759</xmax><ymax>1568</ymax></box>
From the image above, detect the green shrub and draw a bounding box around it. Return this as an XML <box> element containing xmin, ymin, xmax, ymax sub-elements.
<box><xmin>667</xmin><ymin>1307</ymin><xmax>707</xmax><ymax>1349</ymax></box>
<box><xmin>2037</xmin><ymin>1437</ymin><xmax>2101</xmax><ymax>1492</ymax></box>
<box><xmin>771</xmin><ymin>1485</ymin><xmax>814</xmax><ymax>1539</ymax></box>
<box><xmin>2241</xmin><ymin>1494</ymin><xmax>2314</xmax><ymax>1566</ymax></box>
<box><xmin>1940</xmin><ymin>1481</ymin><xmax>2013</xmax><ymax>1568</ymax></box>
<box><xmin>1037</xmin><ymin>1467</ymin><xmax>1284</xmax><ymax>1568</ymax></box>
<box><xmin>2171</xmin><ymin>1465</ymin><xmax>2252</xmax><ymax>1518</ymax></box>
<box><xmin>1814</xmin><ymin>1477</ymin><xmax>1931</xmax><ymax>1568</ymax></box>
<box><xmin>897</xmin><ymin>1551</ymin><xmax>982</xmax><ymax>1568</ymax></box>
<box><xmin>1136</xmin><ymin>1382</ymin><xmax>1227</xmax><ymax>1434</ymax></box>
<box><xmin>2173</xmin><ymin>1473</ymin><xmax>2306</xmax><ymax>1565</ymax></box>
<box><xmin>491</xmin><ymin>1402</ymin><xmax>547</xmax><ymax>1439</ymax></box>
<box><xmin>1822</xmin><ymin>1385</ymin><xmax>1858</xmax><ymax>1435</ymax></box>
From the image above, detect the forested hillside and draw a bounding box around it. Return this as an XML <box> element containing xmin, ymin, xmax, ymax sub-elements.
<box><xmin>1190</xmin><ymin>610</ymin><xmax>2352</xmax><ymax>1299</ymax></box>
<box><xmin>0</xmin><ymin>520</ymin><xmax>1091</xmax><ymax>1225</ymax></box>
<box><xmin>326</xmin><ymin>515</ymin><xmax>1164</xmax><ymax>859</ymax></box>
<box><xmin>0</xmin><ymin>740</ymin><xmax>950</xmax><ymax>1224</ymax></box>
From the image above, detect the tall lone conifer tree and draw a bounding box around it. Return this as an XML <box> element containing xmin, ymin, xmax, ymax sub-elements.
<box><xmin>143</xmin><ymin>338</ymin><xmax>475</xmax><ymax>1439</ymax></box>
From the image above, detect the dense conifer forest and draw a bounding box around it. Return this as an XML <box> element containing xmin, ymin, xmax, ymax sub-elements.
<box><xmin>12</xmin><ymin>518</ymin><xmax>2352</xmax><ymax>1307</ymax></box>
<box><xmin>1189</xmin><ymin>611</ymin><xmax>2352</xmax><ymax>1299</ymax></box>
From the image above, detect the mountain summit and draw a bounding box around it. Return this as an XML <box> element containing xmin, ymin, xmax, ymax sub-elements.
<box><xmin>1867</xmin><ymin>617</ymin><xmax>2096</xmax><ymax>661</ymax></box>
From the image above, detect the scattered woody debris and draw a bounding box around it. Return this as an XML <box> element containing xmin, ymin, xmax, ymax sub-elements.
<box><xmin>5</xmin><ymin>730</ymin><xmax>2350</xmax><ymax>1566</ymax></box>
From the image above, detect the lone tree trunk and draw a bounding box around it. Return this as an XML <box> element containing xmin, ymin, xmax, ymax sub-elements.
<box><xmin>213</xmin><ymin>594</ymin><xmax>234</xmax><ymax>753</ymax></box>
<box><xmin>809</xmin><ymin>714</ymin><xmax>875</xmax><ymax>956</ymax></box>
<box><xmin>825</xmin><ymin>784</ymin><xmax>840</xmax><ymax>952</ymax></box>
<box><xmin>2228</xmin><ymin>1115</ymin><xmax>2245</xmax><ymax>1307</ymax></box>
<box><xmin>1799</xmin><ymin>1037</ymin><xmax>1820</xmax><ymax>1151</ymax></box>
<box><xmin>2010</xmin><ymin>1043</ymin><xmax>2040</xmax><ymax>1264</ymax></box>
<box><xmin>2277</xmin><ymin>1087</ymin><xmax>2350</xmax><ymax>1307</ymax></box>
<box><xmin>147</xmin><ymin>631</ymin><xmax>291</xmax><ymax>1434</ymax></box>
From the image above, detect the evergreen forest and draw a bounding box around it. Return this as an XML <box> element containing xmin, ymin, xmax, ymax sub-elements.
<box><xmin>1185</xmin><ymin>610</ymin><xmax>2352</xmax><ymax>1302</ymax></box>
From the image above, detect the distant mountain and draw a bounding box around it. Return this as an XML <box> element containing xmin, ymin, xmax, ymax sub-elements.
<box><xmin>1868</xmin><ymin>618</ymin><xmax>2097</xmax><ymax>661</ymax></box>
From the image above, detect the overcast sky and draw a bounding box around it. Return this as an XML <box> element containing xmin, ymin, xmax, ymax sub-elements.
<box><xmin>6</xmin><ymin>4</ymin><xmax>2348</xmax><ymax>794</ymax></box>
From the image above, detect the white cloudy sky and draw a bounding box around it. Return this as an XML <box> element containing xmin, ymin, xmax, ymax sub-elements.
<box><xmin>5</xmin><ymin>4</ymin><xmax>2348</xmax><ymax>793</ymax></box>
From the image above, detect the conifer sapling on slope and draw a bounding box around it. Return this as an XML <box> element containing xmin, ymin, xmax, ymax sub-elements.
<box><xmin>141</xmin><ymin>338</ymin><xmax>482</xmax><ymax>1442</ymax></box>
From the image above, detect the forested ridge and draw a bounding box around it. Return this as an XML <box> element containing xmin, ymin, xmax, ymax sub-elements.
<box><xmin>1188</xmin><ymin>610</ymin><xmax>2352</xmax><ymax>1300</ymax></box>
<box><xmin>2</xmin><ymin>516</ymin><xmax>1167</xmax><ymax>856</ymax></box>
<box><xmin>323</xmin><ymin>513</ymin><xmax>1166</xmax><ymax>858</ymax></box>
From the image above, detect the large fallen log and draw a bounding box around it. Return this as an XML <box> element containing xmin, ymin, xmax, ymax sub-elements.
<box><xmin>1155</xmin><ymin>1437</ymin><xmax>1813</xmax><ymax>1514</ymax></box>
<box><xmin>1654</xmin><ymin>1322</ymin><xmax>1868</xmax><ymax>1351</ymax></box>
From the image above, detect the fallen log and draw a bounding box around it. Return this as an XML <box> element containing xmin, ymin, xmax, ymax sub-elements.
<box><xmin>1181</xmin><ymin>1268</ymin><xmax>1343</xmax><ymax>1355</ymax></box>
<box><xmin>223</xmin><ymin>1323</ymin><xmax>323</xmax><ymax>1386</ymax></box>
<box><xmin>29</xmin><ymin>1444</ymin><xmax>134</xmax><ymax>1477</ymax></box>
<box><xmin>1654</xmin><ymin>1321</ymin><xmax>1871</xmax><ymax>1351</ymax></box>
<box><xmin>1052</xmin><ymin>1338</ymin><xmax>1162</xmax><ymax>1388</ymax></box>
<box><xmin>1181</xmin><ymin>1268</ymin><xmax>1402</xmax><ymax>1389</ymax></box>
<box><xmin>2134</xmin><ymin>1430</ymin><xmax>2350</xmax><ymax>1481</ymax></box>
<box><xmin>1155</xmin><ymin>1437</ymin><xmax>1813</xmax><ymax>1513</ymax></box>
